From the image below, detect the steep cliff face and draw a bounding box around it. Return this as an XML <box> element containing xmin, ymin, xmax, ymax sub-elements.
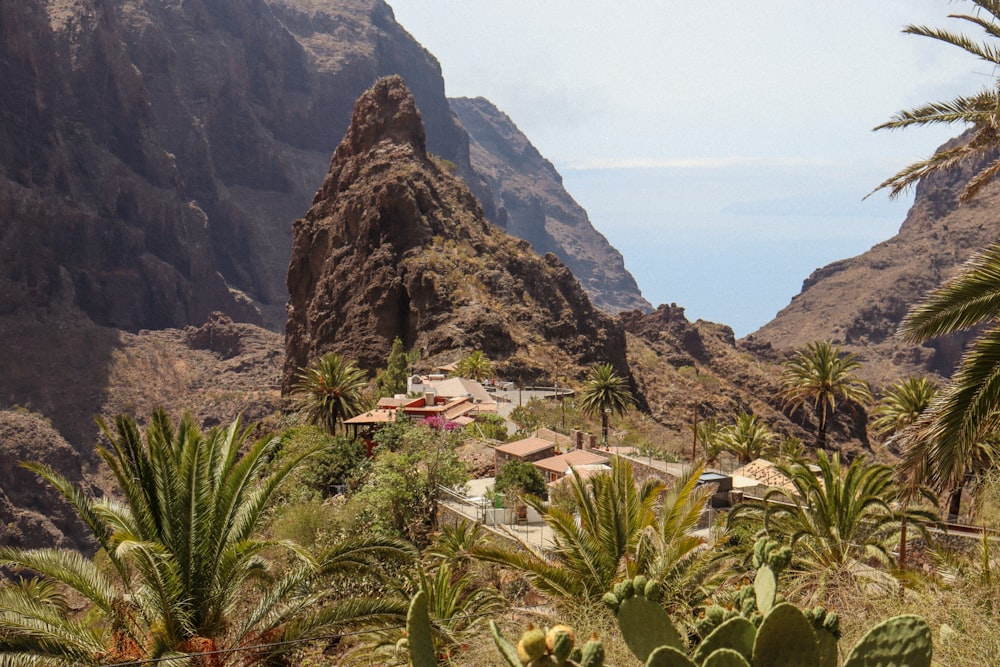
<box><xmin>450</xmin><ymin>97</ymin><xmax>651</xmax><ymax>314</ymax></box>
<box><xmin>750</xmin><ymin>132</ymin><xmax>998</xmax><ymax>385</ymax></box>
<box><xmin>0</xmin><ymin>0</ymin><xmax>487</xmax><ymax>330</ymax></box>
<box><xmin>283</xmin><ymin>77</ymin><xmax>629</xmax><ymax>390</ymax></box>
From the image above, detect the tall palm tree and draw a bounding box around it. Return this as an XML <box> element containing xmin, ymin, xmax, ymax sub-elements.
<box><xmin>0</xmin><ymin>411</ymin><xmax>414</xmax><ymax>666</ymax></box>
<box><xmin>295</xmin><ymin>352</ymin><xmax>369</xmax><ymax>434</ymax></box>
<box><xmin>779</xmin><ymin>340</ymin><xmax>873</xmax><ymax>450</ymax></box>
<box><xmin>452</xmin><ymin>350</ymin><xmax>494</xmax><ymax>383</ymax></box>
<box><xmin>892</xmin><ymin>246</ymin><xmax>1000</xmax><ymax>516</ymax></box>
<box><xmin>870</xmin><ymin>2</ymin><xmax>1000</xmax><ymax>202</ymax></box>
<box><xmin>578</xmin><ymin>363</ymin><xmax>635</xmax><ymax>445</ymax></box>
<box><xmin>871</xmin><ymin>376</ymin><xmax>939</xmax><ymax>440</ymax></box>
<box><xmin>720</xmin><ymin>413</ymin><xmax>777</xmax><ymax>464</ymax></box>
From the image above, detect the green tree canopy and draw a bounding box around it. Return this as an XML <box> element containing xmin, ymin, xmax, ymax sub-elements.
<box><xmin>871</xmin><ymin>376</ymin><xmax>938</xmax><ymax>440</ymax></box>
<box><xmin>894</xmin><ymin>245</ymin><xmax>1000</xmax><ymax>516</ymax></box>
<box><xmin>377</xmin><ymin>336</ymin><xmax>412</xmax><ymax>397</ymax></box>
<box><xmin>779</xmin><ymin>340</ymin><xmax>872</xmax><ymax>450</ymax></box>
<box><xmin>453</xmin><ymin>350</ymin><xmax>494</xmax><ymax>382</ymax></box>
<box><xmin>494</xmin><ymin>460</ymin><xmax>548</xmax><ymax>499</ymax></box>
<box><xmin>720</xmin><ymin>413</ymin><xmax>777</xmax><ymax>464</ymax></box>
<box><xmin>295</xmin><ymin>352</ymin><xmax>369</xmax><ymax>434</ymax></box>
<box><xmin>472</xmin><ymin>459</ymin><xmax>716</xmax><ymax>604</ymax></box>
<box><xmin>578</xmin><ymin>362</ymin><xmax>635</xmax><ymax>445</ymax></box>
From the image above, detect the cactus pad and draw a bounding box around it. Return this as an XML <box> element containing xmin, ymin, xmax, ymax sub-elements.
<box><xmin>701</xmin><ymin>648</ymin><xmax>752</xmax><ymax>667</ymax></box>
<box><xmin>607</xmin><ymin>576</ymin><xmax>682</xmax><ymax>662</ymax></box>
<box><xmin>692</xmin><ymin>616</ymin><xmax>756</xmax><ymax>664</ymax></box>
<box><xmin>406</xmin><ymin>591</ymin><xmax>437</xmax><ymax>667</ymax></box>
<box><xmin>644</xmin><ymin>645</ymin><xmax>697</xmax><ymax>667</ymax></box>
<box><xmin>752</xmin><ymin>602</ymin><xmax>819</xmax><ymax>667</ymax></box>
<box><xmin>842</xmin><ymin>614</ymin><xmax>932</xmax><ymax>667</ymax></box>
<box><xmin>754</xmin><ymin>564</ymin><xmax>777</xmax><ymax>614</ymax></box>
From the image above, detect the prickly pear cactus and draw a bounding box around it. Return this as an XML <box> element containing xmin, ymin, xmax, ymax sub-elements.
<box><xmin>406</xmin><ymin>591</ymin><xmax>437</xmax><ymax>667</ymax></box>
<box><xmin>700</xmin><ymin>648</ymin><xmax>751</xmax><ymax>667</ymax></box>
<box><xmin>751</xmin><ymin>538</ymin><xmax>791</xmax><ymax>615</ymax></box>
<box><xmin>603</xmin><ymin>575</ymin><xmax>682</xmax><ymax>662</ymax></box>
<box><xmin>644</xmin><ymin>645</ymin><xmax>696</xmax><ymax>667</ymax></box>
<box><xmin>489</xmin><ymin>620</ymin><xmax>600</xmax><ymax>667</ymax></box>
<box><xmin>691</xmin><ymin>616</ymin><xmax>755</xmax><ymax>665</ymax></box>
<box><xmin>805</xmin><ymin>606</ymin><xmax>840</xmax><ymax>667</ymax></box>
<box><xmin>752</xmin><ymin>602</ymin><xmax>819</xmax><ymax>667</ymax></box>
<box><xmin>842</xmin><ymin>614</ymin><xmax>932</xmax><ymax>667</ymax></box>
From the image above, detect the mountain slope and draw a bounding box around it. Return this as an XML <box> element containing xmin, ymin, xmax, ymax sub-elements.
<box><xmin>450</xmin><ymin>96</ymin><xmax>651</xmax><ymax>314</ymax></box>
<box><xmin>750</xmin><ymin>133</ymin><xmax>999</xmax><ymax>386</ymax></box>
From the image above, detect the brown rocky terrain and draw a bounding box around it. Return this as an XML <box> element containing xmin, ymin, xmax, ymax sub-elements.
<box><xmin>622</xmin><ymin>305</ymin><xmax>869</xmax><ymax>455</ymax></box>
<box><xmin>283</xmin><ymin>77</ymin><xmax>630</xmax><ymax>389</ymax></box>
<box><xmin>0</xmin><ymin>312</ymin><xmax>284</xmax><ymax>550</ymax></box>
<box><xmin>0</xmin><ymin>0</ymin><xmax>489</xmax><ymax>332</ymax></box>
<box><xmin>750</xmin><ymin>132</ymin><xmax>999</xmax><ymax>388</ymax></box>
<box><xmin>0</xmin><ymin>0</ymin><xmax>645</xmax><ymax>336</ymax></box>
<box><xmin>450</xmin><ymin>97</ymin><xmax>651</xmax><ymax>314</ymax></box>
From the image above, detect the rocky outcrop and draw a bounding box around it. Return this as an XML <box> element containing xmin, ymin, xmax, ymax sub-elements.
<box><xmin>750</xmin><ymin>131</ymin><xmax>1000</xmax><ymax>386</ymax></box>
<box><xmin>623</xmin><ymin>304</ymin><xmax>870</xmax><ymax>453</ymax></box>
<box><xmin>0</xmin><ymin>0</ymin><xmax>488</xmax><ymax>331</ymax></box>
<box><xmin>283</xmin><ymin>77</ymin><xmax>629</xmax><ymax>389</ymax></box>
<box><xmin>0</xmin><ymin>410</ymin><xmax>94</xmax><ymax>550</ymax></box>
<box><xmin>450</xmin><ymin>97</ymin><xmax>650</xmax><ymax>314</ymax></box>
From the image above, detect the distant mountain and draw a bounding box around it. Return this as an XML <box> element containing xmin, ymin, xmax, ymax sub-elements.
<box><xmin>284</xmin><ymin>77</ymin><xmax>630</xmax><ymax>388</ymax></box>
<box><xmin>450</xmin><ymin>97</ymin><xmax>651</xmax><ymax>314</ymax></box>
<box><xmin>749</xmin><ymin>132</ymin><xmax>999</xmax><ymax>386</ymax></box>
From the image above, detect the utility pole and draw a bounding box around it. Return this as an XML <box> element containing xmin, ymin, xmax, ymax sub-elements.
<box><xmin>692</xmin><ymin>402</ymin><xmax>699</xmax><ymax>464</ymax></box>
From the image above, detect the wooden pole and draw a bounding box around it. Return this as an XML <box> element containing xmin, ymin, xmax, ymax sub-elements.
<box><xmin>692</xmin><ymin>403</ymin><xmax>698</xmax><ymax>463</ymax></box>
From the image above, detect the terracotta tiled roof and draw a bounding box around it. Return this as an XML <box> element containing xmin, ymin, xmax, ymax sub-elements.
<box><xmin>533</xmin><ymin>450</ymin><xmax>609</xmax><ymax>474</ymax></box>
<box><xmin>343</xmin><ymin>408</ymin><xmax>399</xmax><ymax>425</ymax></box>
<box><xmin>494</xmin><ymin>436</ymin><xmax>557</xmax><ymax>458</ymax></box>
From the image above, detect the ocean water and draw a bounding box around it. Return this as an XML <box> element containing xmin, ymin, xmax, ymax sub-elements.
<box><xmin>560</xmin><ymin>164</ymin><xmax>913</xmax><ymax>337</ymax></box>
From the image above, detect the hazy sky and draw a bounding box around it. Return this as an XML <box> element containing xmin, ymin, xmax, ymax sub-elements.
<box><xmin>387</xmin><ymin>1</ymin><xmax>987</xmax><ymax>336</ymax></box>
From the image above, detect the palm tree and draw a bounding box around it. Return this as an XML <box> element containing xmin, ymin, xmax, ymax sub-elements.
<box><xmin>731</xmin><ymin>452</ymin><xmax>937</xmax><ymax>575</ymax></box>
<box><xmin>452</xmin><ymin>350</ymin><xmax>494</xmax><ymax>383</ymax></box>
<box><xmin>471</xmin><ymin>459</ymin><xmax>715</xmax><ymax>603</ymax></box>
<box><xmin>295</xmin><ymin>352</ymin><xmax>369</xmax><ymax>434</ymax></box>
<box><xmin>0</xmin><ymin>411</ymin><xmax>414</xmax><ymax>666</ymax></box>
<box><xmin>696</xmin><ymin>417</ymin><xmax>726</xmax><ymax>465</ymax></box>
<box><xmin>870</xmin><ymin>376</ymin><xmax>938</xmax><ymax>441</ymax></box>
<box><xmin>779</xmin><ymin>340</ymin><xmax>873</xmax><ymax>450</ymax></box>
<box><xmin>870</xmin><ymin>2</ymin><xmax>1000</xmax><ymax>202</ymax></box>
<box><xmin>578</xmin><ymin>363</ymin><xmax>635</xmax><ymax>445</ymax></box>
<box><xmin>895</xmin><ymin>244</ymin><xmax>1000</xmax><ymax>517</ymax></box>
<box><xmin>719</xmin><ymin>413</ymin><xmax>777</xmax><ymax>464</ymax></box>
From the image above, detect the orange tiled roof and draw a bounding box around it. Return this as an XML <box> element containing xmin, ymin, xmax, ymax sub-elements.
<box><xmin>533</xmin><ymin>449</ymin><xmax>609</xmax><ymax>474</ymax></box>
<box><xmin>495</xmin><ymin>436</ymin><xmax>558</xmax><ymax>458</ymax></box>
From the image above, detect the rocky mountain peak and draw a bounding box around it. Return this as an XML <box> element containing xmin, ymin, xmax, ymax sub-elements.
<box><xmin>283</xmin><ymin>77</ymin><xmax>628</xmax><ymax>391</ymax></box>
<box><xmin>335</xmin><ymin>75</ymin><xmax>427</xmax><ymax>163</ymax></box>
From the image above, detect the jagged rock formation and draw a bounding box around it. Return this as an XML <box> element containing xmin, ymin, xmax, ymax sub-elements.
<box><xmin>283</xmin><ymin>77</ymin><xmax>628</xmax><ymax>390</ymax></box>
<box><xmin>750</xmin><ymin>132</ymin><xmax>1000</xmax><ymax>386</ymax></box>
<box><xmin>0</xmin><ymin>0</ymin><xmax>488</xmax><ymax>331</ymax></box>
<box><xmin>450</xmin><ymin>97</ymin><xmax>650</xmax><ymax>314</ymax></box>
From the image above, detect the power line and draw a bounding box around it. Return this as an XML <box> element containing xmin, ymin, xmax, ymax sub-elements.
<box><xmin>96</xmin><ymin>607</ymin><xmax>530</xmax><ymax>667</ymax></box>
